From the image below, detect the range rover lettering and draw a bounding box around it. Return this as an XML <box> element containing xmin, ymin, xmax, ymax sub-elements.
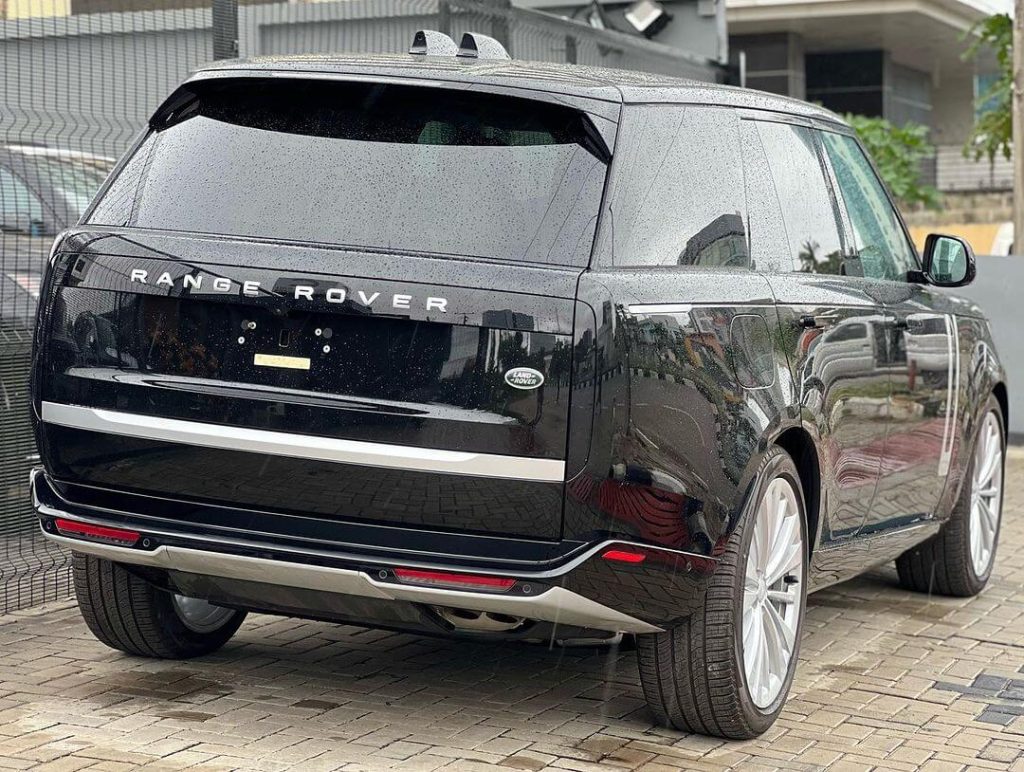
<box><xmin>30</xmin><ymin>34</ymin><xmax>1007</xmax><ymax>739</ymax></box>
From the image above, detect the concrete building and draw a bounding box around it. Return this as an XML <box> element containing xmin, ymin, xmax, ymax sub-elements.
<box><xmin>728</xmin><ymin>1</ymin><xmax>1011</xmax><ymax>184</ymax></box>
<box><xmin>727</xmin><ymin>0</ymin><xmax>1016</xmax><ymax>250</ymax></box>
<box><xmin>520</xmin><ymin>0</ymin><xmax>1015</xmax><ymax>250</ymax></box>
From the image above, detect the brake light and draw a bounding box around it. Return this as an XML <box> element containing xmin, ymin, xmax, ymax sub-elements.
<box><xmin>54</xmin><ymin>518</ymin><xmax>140</xmax><ymax>547</ymax></box>
<box><xmin>602</xmin><ymin>549</ymin><xmax>647</xmax><ymax>564</ymax></box>
<box><xmin>392</xmin><ymin>568</ymin><xmax>516</xmax><ymax>592</ymax></box>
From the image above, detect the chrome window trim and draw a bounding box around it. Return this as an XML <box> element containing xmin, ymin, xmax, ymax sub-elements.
<box><xmin>41</xmin><ymin>401</ymin><xmax>566</xmax><ymax>483</ymax></box>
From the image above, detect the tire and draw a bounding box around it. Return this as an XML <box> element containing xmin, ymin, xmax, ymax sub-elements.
<box><xmin>896</xmin><ymin>395</ymin><xmax>1005</xmax><ymax>597</ymax></box>
<box><xmin>72</xmin><ymin>552</ymin><xmax>246</xmax><ymax>658</ymax></box>
<box><xmin>636</xmin><ymin>446</ymin><xmax>808</xmax><ymax>739</ymax></box>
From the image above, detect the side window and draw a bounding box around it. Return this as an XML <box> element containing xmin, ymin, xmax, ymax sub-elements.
<box><xmin>739</xmin><ymin>121</ymin><xmax>789</xmax><ymax>273</ymax></box>
<box><xmin>597</xmin><ymin>105</ymin><xmax>748</xmax><ymax>268</ymax></box>
<box><xmin>0</xmin><ymin>168</ymin><xmax>45</xmax><ymax>235</ymax></box>
<box><xmin>747</xmin><ymin>121</ymin><xmax>846</xmax><ymax>275</ymax></box>
<box><xmin>819</xmin><ymin>131</ymin><xmax>918</xmax><ymax>281</ymax></box>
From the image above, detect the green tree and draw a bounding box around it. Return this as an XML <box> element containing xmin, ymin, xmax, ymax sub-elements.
<box><xmin>963</xmin><ymin>13</ymin><xmax>1013</xmax><ymax>163</ymax></box>
<box><xmin>846</xmin><ymin>114</ymin><xmax>941</xmax><ymax>209</ymax></box>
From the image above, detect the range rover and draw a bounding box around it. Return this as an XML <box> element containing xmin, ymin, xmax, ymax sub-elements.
<box><xmin>30</xmin><ymin>33</ymin><xmax>1008</xmax><ymax>739</ymax></box>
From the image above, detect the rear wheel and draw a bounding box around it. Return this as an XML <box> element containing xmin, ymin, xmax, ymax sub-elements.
<box><xmin>636</xmin><ymin>447</ymin><xmax>808</xmax><ymax>739</ymax></box>
<box><xmin>896</xmin><ymin>396</ymin><xmax>1005</xmax><ymax>597</ymax></box>
<box><xmin>72</xmin><ymin>552</ymin><xmax>245</xmax><ymax>658</ymax></box>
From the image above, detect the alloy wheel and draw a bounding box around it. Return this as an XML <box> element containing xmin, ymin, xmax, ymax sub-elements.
<box><xmin>742</xmin><ymin>476</ymin><xmax>804</xmax><ymax>710</ymax></box>
<box><xmin>969</xmin><ymin>411</ymin><xmax>1003</xmax><ymax>577</ymax></box>
<box><xmin>171</xmin><ymin>594</ymin><xmax>236</xmax><ymax>634</ymax></box>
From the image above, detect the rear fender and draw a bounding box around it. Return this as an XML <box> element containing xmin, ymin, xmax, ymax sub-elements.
<box><xmin>565</xmin><ymin>269</ymin><xmax>798</xmax><ymax>562</ymax></box>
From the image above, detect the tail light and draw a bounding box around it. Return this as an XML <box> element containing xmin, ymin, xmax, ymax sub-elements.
<box><xmin>54</xmin><ymin>518</ymin><xmax>140</xmax><ymax>547</ymax></box>
<box><xmin>601</xmin><ymin>549</ymin><xmax>647</xmax><ymax>564</ymax></box>
<box><xmin>392</xmin><ymin>567</ymin><xmax>516</xmax><ymax>592</ymax></box>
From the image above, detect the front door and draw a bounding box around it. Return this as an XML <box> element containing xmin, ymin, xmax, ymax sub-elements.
<box><xmin>878</xmin><ymin>290</ymin><xmax>958</xmax><ymax>526</ymax></box>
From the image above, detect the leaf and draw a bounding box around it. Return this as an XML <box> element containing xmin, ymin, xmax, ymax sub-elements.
<box><xmin>962</xmin><ymin>13</ymin><xmax>1013</xmax><ymax>164</ymax></box>
<box><xmin>846</xmin><ymin>114</ymin><xmax>941</xmax><ymax>210</ymax></box>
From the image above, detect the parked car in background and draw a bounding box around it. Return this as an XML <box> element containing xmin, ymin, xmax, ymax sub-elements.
<box><xmin>1</xmin><ymin>145</ymin><xmax>115</xmax><ymax>328</ymax></box>
<box><xmin>29</xmin><ymin>36</ymin><xmax>1008</xmax><ymax>740</ymax></box>
<box><xmin>1</xmin><ymin>145</ymin><xmax>115</xmax><ymax>546</ymax></box>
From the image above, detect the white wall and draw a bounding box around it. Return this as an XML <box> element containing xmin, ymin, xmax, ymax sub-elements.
<box><xmin>931</xmin><ymin>66</ymin><xmax>978</xmax><ymax>147</ymax></box>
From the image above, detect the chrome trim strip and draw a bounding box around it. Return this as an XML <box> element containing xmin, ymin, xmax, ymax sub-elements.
<box><xmin>42</xmin><ymin>533</ymin><xmax>662</xmax><ymax>634</ymax></box>
<box><xmin>35</xmin><ymin>488</ymin><xmax>708</xmax><ymax>579</ymax></box>
<box><xmin>627</xmin><ymin>303</ymin><xmax>693</xmax><ymax>315</ymax></box>
<box><xmin>65</xmin><ymin>368</ymin><xmax>517</xmax><ymax>425</ymax></box>
<box><xmin>40</xmin><ymin>402</ymin><xmax>565</xmax><ymax>483</ymax></box>
<box><xmin>626</xmin><ymin>303</ymin><xmax>780</xmax><ymax>315</ymax></box>
<box><xmin>938</xmin><ymin>314</ymin><xmax>960</xmax><ymax>478</ymax></box>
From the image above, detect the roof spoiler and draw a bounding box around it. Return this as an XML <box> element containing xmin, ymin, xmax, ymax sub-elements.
<box><xmin>409</xmin><ymin>30</ymin><xmax>510</xmax><ymax>60</ymax></box>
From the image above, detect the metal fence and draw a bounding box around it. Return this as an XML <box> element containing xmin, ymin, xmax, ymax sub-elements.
<box><xmin>0</xmin><ymin>0</ymin><xmax>719</xmax><ymax>613</ymax></box>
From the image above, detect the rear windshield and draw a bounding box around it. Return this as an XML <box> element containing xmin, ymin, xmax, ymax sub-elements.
<box><xmin>88</xmin><ymin>78</ymin><xmax>610</xmax><ymax>266</ymax></box>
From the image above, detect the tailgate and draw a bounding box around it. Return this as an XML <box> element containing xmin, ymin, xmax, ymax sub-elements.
<box><xmin>33</xmin><ymin>233</ymin><xmax>592</xmax><ymax>540</ymax></box>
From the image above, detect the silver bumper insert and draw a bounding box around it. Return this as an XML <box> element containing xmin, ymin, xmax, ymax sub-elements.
<box><xmin>45</xmin><ymin>533</ymin><xmax>662</xmax><ymax>634</ymax></box>
<box><xmin>40</xmin><ymin>401</ymin><xmax>566</xmax><ymax>483</ymax></box>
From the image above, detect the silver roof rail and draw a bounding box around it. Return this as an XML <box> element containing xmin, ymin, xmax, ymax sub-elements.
<box><xmin>457</xmin><ymin>32</ymin><xmax>510</xmax><ymax>60</ymax></box>
<box><xmin>409</xmin><ymin>30</ymin><xmax>459</xmax><ymax>56</ymax></box>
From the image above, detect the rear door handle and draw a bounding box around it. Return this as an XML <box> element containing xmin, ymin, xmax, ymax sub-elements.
<box><xmin>892</xmin><ymin>317</ymin><xmax>909</xmax><ymax>331</ymax></box>
<box><xmin>797</xmin><ymin>313</ymin><xmax>837</xmax><ymax>330</ymax></box>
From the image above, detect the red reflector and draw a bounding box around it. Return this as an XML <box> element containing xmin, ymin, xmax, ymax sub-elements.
<box><xmin>602</xmin><ymin>549</ymin><xmax>647</xmax><ymax>564</ymax></box>
<box><xmin>392</xmin><ymin>568</ymin><xmax>516</xmax><ymax>592</ymax></box>
<box><xmin>54</xmin><ymin>518</ymin><xmax>139</xmax><ymax>547</ymax></box>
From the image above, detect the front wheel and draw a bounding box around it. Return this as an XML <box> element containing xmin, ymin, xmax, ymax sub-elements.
<box><xmin>73</xmin><ymin>553</ymin><xmax>246</xmax><ymax>658</ymax></box>
<box><xmin>896</xmin><ymin>396</ymin><xmax>1005</xmax><ymax>597</ymax></box>
<box><xmin>636</xmin><ymin>446</ymin><xmax>808</xmax><ymax>739</ymax></box>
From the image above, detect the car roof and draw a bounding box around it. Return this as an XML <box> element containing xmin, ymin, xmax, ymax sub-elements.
<box><xmin>187</xmin><ymin>54</ymin><xmax>846</xmax><ymax>126</ymax></box>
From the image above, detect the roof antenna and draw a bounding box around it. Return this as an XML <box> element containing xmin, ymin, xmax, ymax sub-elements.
<box><xmin>409</xmin><ymin>30</ymin><xmax>458</xmax><ymax>56</ymax></box>
<box><xmin>457</xmin><ymin>32</ymin><xmax>510</xmax><ymax>60</ymax></box>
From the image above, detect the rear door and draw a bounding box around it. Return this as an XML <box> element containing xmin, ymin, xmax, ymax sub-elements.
<box><xmin>742</xmin><ymin>117</ymin><xmax>890</xmax><ymax>543</ymax></box>
<box><xmin>817</xmin><ymin>129</ymin><xmax>955</xmax><ymax>531</ymax></box>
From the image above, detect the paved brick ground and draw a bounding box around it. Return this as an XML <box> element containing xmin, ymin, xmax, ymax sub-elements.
<box><xmin>1</xmin><ymin>455</ymin><xmax>1023</xmax><ymax>771</ymax></box>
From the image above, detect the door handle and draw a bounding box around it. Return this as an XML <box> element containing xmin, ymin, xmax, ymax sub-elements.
<box><xmin>892</xmin><ymin>317</ymin><xmax>909</xmax><ymax>331</ymax></box>
<box><xmin>797</xmin><ymin>313</ymin><xmax>837</xmax><ymax>330</ymax></box>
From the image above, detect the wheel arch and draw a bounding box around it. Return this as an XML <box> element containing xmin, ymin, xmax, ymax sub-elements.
<box><xmin>773</xmin><ymin>426</ymin><xmax>822</xmax><ymax>559</ymax></box>
<box><xmin>992</xmin><ymin>381</ymin><xmax>1009</xmax><ymax>439</ymax></box>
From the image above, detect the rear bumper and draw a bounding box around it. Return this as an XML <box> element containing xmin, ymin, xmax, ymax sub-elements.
<box><xmin>44</xmin><ymin>533</ymin><xmax>660</xmax><ymax>633</ymax></box>
<box><xmin>32</xmin><ymin>471</ymin><xmax>717</xmax><ymax>635</ymax></box>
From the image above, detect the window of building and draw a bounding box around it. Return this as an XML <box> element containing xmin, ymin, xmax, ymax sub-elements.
<box><xmin>974</xmin><ymin>72</ymin><xmax>1002</xmax><ymax>121</ymax></box>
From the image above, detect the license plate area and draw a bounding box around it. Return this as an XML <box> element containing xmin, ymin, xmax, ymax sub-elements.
<box><xmin>227</xmin><ymin>308</ymin><xmax>333</xmax><ymax>386</ymax></box>
<box><xmin>253</xmin><ymin>352</ymin><xmax>311</xmax><ymax>371</ymax></box>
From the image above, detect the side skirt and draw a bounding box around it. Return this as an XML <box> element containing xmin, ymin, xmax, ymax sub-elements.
<box><xmin>808</xmin><ymin>520</ymin><xmax>943</xmax><ymax>593</ymax></box>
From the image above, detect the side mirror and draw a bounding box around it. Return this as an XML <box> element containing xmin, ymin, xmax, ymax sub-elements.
<box><xmin>922</xmin><ymin>233</ymin><xmax>975</xmax><ymax>287</ymax></box>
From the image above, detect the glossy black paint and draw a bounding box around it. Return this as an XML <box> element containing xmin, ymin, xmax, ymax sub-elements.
<box><xmin>31</xmin><ymin>57</ymin><xmax>1009</xmax><ymax>637</ymax></box>
<box><xmin>565</xmin><ymin>271</ymin><xmax>788</xmax><ymax>561</ymax></box>
<box><xmin>34</xmin><ymin>234</ymin><xmax>593</xmax><ymax>539</ymax></box>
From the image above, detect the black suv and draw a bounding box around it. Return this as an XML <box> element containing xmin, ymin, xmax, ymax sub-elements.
<box><xmin>30</xmin><ymin>34</ymin><xmax>1007</xmax><ymax>739</ymax></box>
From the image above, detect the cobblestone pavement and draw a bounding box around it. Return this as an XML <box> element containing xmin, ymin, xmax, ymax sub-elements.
<box><xmin>1</xmin><ymin>455</ymin><xmax>1023</xmax><ymax>771</ymax></box>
